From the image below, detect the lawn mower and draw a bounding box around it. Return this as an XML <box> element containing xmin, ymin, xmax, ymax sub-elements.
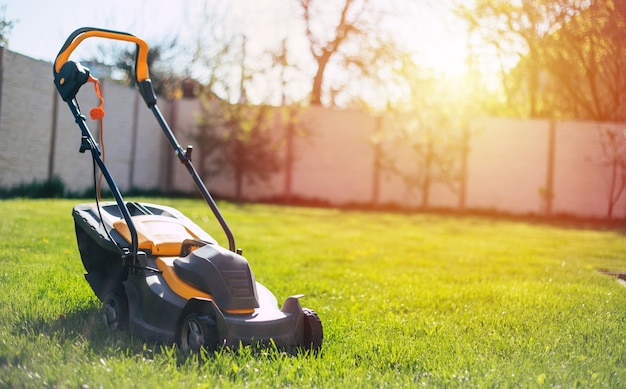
<box><xmin>52</xmin><ymin>27</ymin><xmax>322</xmax><ymax>353</ymax></box>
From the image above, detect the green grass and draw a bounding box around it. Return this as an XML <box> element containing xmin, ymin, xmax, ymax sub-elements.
<box><xmin>1</xmin><ymin>198</ymin><xmax>626</xmax><ymax>388</ymax></box>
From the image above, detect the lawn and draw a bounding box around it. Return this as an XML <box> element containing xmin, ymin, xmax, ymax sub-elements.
<box><xmin>1</xmin><ymin>198</ymin><xmax>625</xmax><ymax>387</ymax></box>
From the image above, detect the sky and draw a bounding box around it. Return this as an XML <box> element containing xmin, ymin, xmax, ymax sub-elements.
<box><xmin>3</xmin><ymin>0</ymin><xmax>210</xmax><ymax>62</ymax></box>
<box><xmin>3</xmin><ymin>0</ymin><xmax>471</xmax><ymax>66</ymax></box>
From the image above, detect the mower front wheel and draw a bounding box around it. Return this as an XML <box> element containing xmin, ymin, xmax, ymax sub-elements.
<box><xmin>180</xmin><ymin>314</ymin><xmax>219</xmax><ymax>354</ymax></box>
<box><xmin>301</xmin><ymin>308</ymin><xmax>323</xmax><ymax>353</ymax></box>
<box><xmin>102</xmin><ymin>291</ymin><xmax>128</xmax><ymax>331</ymax></box>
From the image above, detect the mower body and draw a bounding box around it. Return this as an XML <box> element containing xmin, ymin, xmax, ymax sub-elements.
<box><xmin>74</xmin><ymin>201</ymin><xmax>308</xmax><ymax>348</ymax></box>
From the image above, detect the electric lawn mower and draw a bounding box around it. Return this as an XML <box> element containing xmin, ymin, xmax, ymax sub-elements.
<box><xmin>52</xmin><ymin>27</ymin><xmax>323</xmax><ymax>353</ymax></box>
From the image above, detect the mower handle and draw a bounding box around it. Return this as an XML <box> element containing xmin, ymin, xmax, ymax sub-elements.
<box><xmin>54</xmin><ymin>27</ymin><xmax>238</xmax><ymax>253</ymax></box>
<box><xmin>53</xmin><ymin>27</ymin><xmax>156</xmax><ymax>106</ymax></box>
<box><xmin>54</xmin><ymin>27</ymin><xmax>149</xmax><ymax>81</ymax></box>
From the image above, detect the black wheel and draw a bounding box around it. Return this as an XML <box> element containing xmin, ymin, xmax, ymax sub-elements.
<box><xmin>301</xmin><ymin>308</ymin><xmax>323</xmax><ymax>353</ymax></box>
<box><xmin>102</xmin><ymin>291</ymin><xmax>128</xmax><ymax>331</ymax></box>
<box><xmin>180</xmin><ymin>314</ymin><xmax>218</xmax><ymax>354</ymax></box>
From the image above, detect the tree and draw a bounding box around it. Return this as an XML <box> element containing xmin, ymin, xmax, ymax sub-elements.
<box><xmin>457</xmin><ymin>0</ymin><xmax>626</xmax><ymax>122</ymax></box>
<box><xmin>266</xmin><ymin>38</ymin><xmax>309</xmax><ymax>201</ymax></box>
<box><xmin>540</xmin><ymin>1</ymin><xmax>626</xmax><ymax>122</ymax></box>
<box><xmin>110</xmin><ymin>37</ymin><xmax>189</xmax><ymax>99</ymax></box>
<box><xmin>384</xmin><ymin>55</ymin><xmax>469</xmax><ymax>209</ymax></box>
<box><xmin>198</xmin><ymin>95</ymin><xmax>282</xmax><ymax>201</ymax></box>
<box><xmin>299</xmin><ymin>0</ymin><xmax>400</xmax><ymax>107</ymax></box>
<box><xmin>456</xmin><ymin>0</ymin><xmax>581</xmax><ymax>118</ymax></box>
<box><xmin>0</xmin><ymin>5</ymin><xmax>16</xmax><ymax>47</ymax></box>
<box><xmin>191</xmin><ymin>5</ymin><xmax>283</xmax><ymax>201</ymax></box>
<box><xmin>598</xmin><ymin>126</ymin><xmax>626</xmax><ymax>219</ymax></box>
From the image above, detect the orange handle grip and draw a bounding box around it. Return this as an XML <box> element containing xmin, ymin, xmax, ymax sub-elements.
<box><xmin>54</xmin><ymin>27</ymin><xmax>150</xmax><ymax>82</ymax></box>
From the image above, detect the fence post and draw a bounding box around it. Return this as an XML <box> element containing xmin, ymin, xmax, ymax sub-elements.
<box><xmin>544</xmin><ymin>120</ymin><xmax>556</xmax><ymax>216</ymax></box>
<box><xmin>539</xmin><ymin>119</ymin><xmax>556</xmax><ymax>216</ymax></box>
<box><xmin>48</xmin><ymin>89</ymin><xmax>59</xmax><ymax>181</ymax></box>
<box><xmin>458</xmin><ymin>123</ymin><xmax>470</xmax><ymax>210</ymax></box>
<box><xmin>0</xmin><ymin>46</ymin><xmax>3</xmax><ymax>120</ymax></box>
<box><xmin>128</xmin><ymin>91</ymin><xmax>140</xmax><ymax>190</ymax></box>
<box><xmin>284</xmin><ymin>106</ymin><xmax>295</xmax><ymax>202</ymax></box>
<box><xmin>162</xmin><ymin>98</ymin><xmax>177</xmax><ymax>193</ymax></box>
<box><xmin>371</xmin><ymin>115</ymin><xmax>382</xmax><ymax>205</ymax></box>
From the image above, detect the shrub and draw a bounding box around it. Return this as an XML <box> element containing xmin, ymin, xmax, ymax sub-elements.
<box><xmin>0</xmin><ymin>176</ymin><xmax>66</xmax><ymax>199</ymax></box>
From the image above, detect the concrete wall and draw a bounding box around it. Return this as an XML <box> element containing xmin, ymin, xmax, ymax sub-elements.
<box><xmin>465</xmin><ymin>118</ymin><xmax>551</xmax><ymax>215</ymax></box>
<box><xmin>552</xmin><ymin>121</ymin><xmax>626</xmax><ymax>218</ymax></box>
<box><xmin>0</xmin><ymin>50</ymin><xmax>56</xmax><ymax>186</ymax></box>
<box><xmin>0</xmin><ymin>49</ymin><xmax>173</xmax><ymax>194</ymax></box>
<box><xmin>290</xmin><ymin>107</ymin><xmax>377</xmax><ymax>205</ymax></box>
<box><xmin>1</xmin><ymin>49</ymin><xmax>624</xmax><ymax>220</ymax></box>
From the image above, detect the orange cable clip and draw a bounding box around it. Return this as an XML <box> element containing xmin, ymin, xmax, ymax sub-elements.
<box><xmin>88</xmin><ymin>75</ymin><xmax>105</xmax><ymax>120</ymax></box>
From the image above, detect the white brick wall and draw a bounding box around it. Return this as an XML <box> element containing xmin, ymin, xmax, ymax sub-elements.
<box><xmin>0</xmin><ymin>50</ymin><xmax>54</xmax><ymax>187</ymax></box>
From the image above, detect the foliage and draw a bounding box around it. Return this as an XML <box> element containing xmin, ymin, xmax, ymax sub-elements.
<box><xmin>598</xmin><ymin>126</ymin><xmax>626</xmax><ymax>219</ymax></box>
<box><xmin>540</xmin><ymin>1</ymin><xmax>626</xmax><ymax>121</ymax></box>
<box><xmin>299</xmin><ymin>0</ymin><xmax>402</xmax><ymax>107</ymax></box>
<box><xmin>0</xmin><ymin>176</ymin><xmax>65</xmax><ymax>199</ymax></box>
<box><xmin>0</xmin><ymin>177</ymin><xmax>171</xmax><ymax>200</ymax></box>
<box><xmin>190</xmin><ymin>12</ymin><xmax>288</xmax><ymax>202</ymax></box>
<box><xmin>385</xmin><ymin>110</ymin><xmax>466</xmax><ymax>209</ymax></box>
<box><xmin>196</xmin><ymin>93</ymin><xmax>283</xmax><ymax>202</ymax></box>
<box><xmin>458</xmin><ymin>0</ymin><xmax>626</xmax><ymax>121</ymax></box>
<box><xmin>382</xmin><ymin>55</ymin><xmax>476</xmax><ymax>208</ymax></box>
<box><xmin>1</xmin><ymin>198</ymin><xmax>626</xmax><ymax>387</ymax></box>
<box><xmin>463</xmin><ymin>0</ymin><xmax>575</xmax><ymax>117</ymax></box>
<box><xmin>0</xmin><ymin>5</ymin><xmax>15</xmax><ymax>47</ymax></box>
<box><xmin>110</xmin><ymin>37</ymin><xmax>194</xmax><ymax>99</ymax></box>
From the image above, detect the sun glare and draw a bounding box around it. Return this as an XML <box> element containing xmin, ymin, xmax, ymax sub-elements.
<box><xmin>414</xmin><ymin>39</ymin><xmax>470</xmax><ymax>78</ymax></box>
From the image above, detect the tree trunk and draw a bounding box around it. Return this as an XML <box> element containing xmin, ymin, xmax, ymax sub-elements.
<box><xmin>284</xmin><ymin>110</ymin><xmax>295</xmax><ymax>201</ymax></box>
<box><xmin>311</xmin><ymin>52</ymin><xmax>331</xmax><ymax>106</ymax></box>
<box><xmin>421</xmin><ymin>141</ymin><xmax>433</xmax><ymax>209</ymax></box>
<box><xmin>234</xmin><ymin>139</ymin><xmax>244</xmax><ymax>202</ymax></box>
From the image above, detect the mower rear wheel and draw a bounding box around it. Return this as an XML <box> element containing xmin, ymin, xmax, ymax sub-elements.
<box><xmin>102</xmin><ymin>291</ymin><xmax>128</xmax><ymax>331</ymax></box>
<box><xmin>301</xmin><ymin>308</ymin><xmax>323</xmax><ymax>353</ymax></box>
<box><xmin>180</xmin><ymin>314</ymin><xmax>218</xmax><ymax>354</ymax></box>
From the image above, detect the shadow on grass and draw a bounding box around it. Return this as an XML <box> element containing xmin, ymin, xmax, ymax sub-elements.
<box><xmin>14</xmin><ymin>304</ymin><xmax>320</xmax><ymax>365</ymax></box>
<box><xmin>13</xmin><ymin>304</ymin><xmax>165</xmax><ymax>360</ymax></box>
<box><xmin>597</xmin><ymin>269</ymin><xmax>626</xmax><ymax>285</ymax></box>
